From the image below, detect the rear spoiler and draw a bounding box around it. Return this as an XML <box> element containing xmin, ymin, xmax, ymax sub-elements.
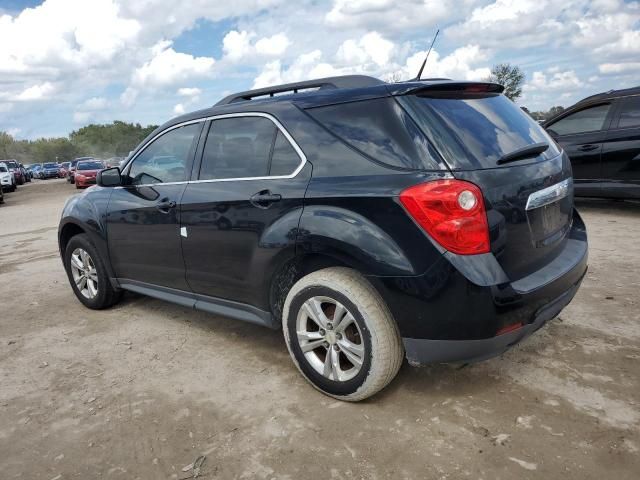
<box><xmin>388</xmin><ymin>81</ymin><xmax>505</xmax><ymax>97</ymax></box>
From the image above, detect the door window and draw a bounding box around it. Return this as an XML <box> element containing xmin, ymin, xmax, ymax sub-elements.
<box><xmin>199</xmin><ymin>116</ymin><xmax>301</xmax><ymax>179</ymax></box>
<box><xmin>128</xmin><ymin>123</ymin><xmax>201</xmax><ymax>185</ymax></box>
<box><xmin>270</xmin><ymin>131</ymin><xmax>301</xmax><ymax>176</ymax></box>
<box><xmin>547</xmin><ymin>104</ymin><xmax>611</xmax><ymax>136</ymax></box>
<box><xmin>616</xmin><ymin>97</ymin><xmax>640</xmax><ymax>129</ymax></box>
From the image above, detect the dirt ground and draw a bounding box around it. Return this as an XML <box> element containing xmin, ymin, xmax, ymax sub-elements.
<box><xmin>0</xmin><ymin>179</ymin><xmax>639</xmax><ymax>480</ymax></box>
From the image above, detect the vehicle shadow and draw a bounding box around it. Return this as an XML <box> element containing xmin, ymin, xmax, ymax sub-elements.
<box><xmin>575</xmin><ymin>197</ymin><xmax>640</xmax><ymax>216</ymax></box>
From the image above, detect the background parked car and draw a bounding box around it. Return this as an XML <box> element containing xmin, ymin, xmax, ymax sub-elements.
<box><xmin>30</xmin><ymin>164</ymin><xmax>43</xmax><ymax>179</ymax></box>
<box><xmin>59</xmin><ymin>162</ymin><xmax>71</xmax><ymax>178</ymax></box>
<box><xmin>67</xmin><ymin>157</ymin><xmax>94</xmax><ymax>184</ymax></box>
<box><xmin>0</xmin><ymin>180</ymin><xmax>3</xmax><ymax>204</ymax></box>
<box><xmin>74</xmin><ymin>160</ymin><xmax>105</xmax><ymax>189</ymax></box>
<box><xmin>40</xmin><ymin>162</ymin><xmax>60</xmax><ymax>179</ymax></box>
<box><xmin>544</xmin><ymin>85</ymin><xmax>640</xmax><ymax>199</ymax></box>
<box><xmin>0</xmin><ymin>162</ymin><xmax>16</xmax><ymax>192</ymax></box>
<box><xmin>2</xmin><ymin>160</ymin><xmax>25</xmax><ymax>185</ymax></box>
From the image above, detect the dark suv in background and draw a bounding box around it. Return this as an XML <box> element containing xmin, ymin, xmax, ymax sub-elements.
<box><xmin>59</xmin><ymin>75</ymin><xmax>588</xmax><ymax>401</ymax></box>
<box><xmin>544</xmin><ymin>86</ymin><xmax>640</xmax><ymax>199</ymax></box>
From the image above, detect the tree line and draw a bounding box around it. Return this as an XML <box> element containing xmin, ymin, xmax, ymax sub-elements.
<box><xmin>0</xmin><ymin>121</ymin><xmax>157</xmax><ymax>165</ymax></box>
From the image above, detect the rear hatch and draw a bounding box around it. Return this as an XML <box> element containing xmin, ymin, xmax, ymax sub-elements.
<box><xmin>397</xmin><ymin>85</ymin><xmax>573</xmax><ymax>281</ymax></box>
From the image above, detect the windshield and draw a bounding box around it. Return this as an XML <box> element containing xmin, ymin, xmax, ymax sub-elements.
<box><xmin>0</xmin><ymin>166</ymin><xmax>7</xmax><ymax>172</ymax></box>
<box><xmin>400</xmin><ymin>93</ymin><xmax>560</xmax><ymax>170</ymax></box>
<box><xmin>6</xmin><ymin>161</ymin><xmax>18</xmax><ymax>168</ymax></box>
<box><xmin>77</xmin><ymin>161</ymin><xmax>104</xmax><ymax>170</ymax></box>
<box><xmin>43</xmin><ymin>163</ymin><xmax>57</xmax><ymax>168</ymax></box>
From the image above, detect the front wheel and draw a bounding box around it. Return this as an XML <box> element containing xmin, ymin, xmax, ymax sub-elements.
<box><xmin>283</xmin><ymin>267</ymin><xmax>404</xmax><ymax>401</ymax></box>
<box><xmin>64</xmin><ymin>234</ymin><xmax>122</xmax><ymax>309</ymax></box>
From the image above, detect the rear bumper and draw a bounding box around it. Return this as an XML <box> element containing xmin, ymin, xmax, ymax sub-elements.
<box><xmin>403</xmin><ymin>276</ymin><xmax>582</xmax><ymax>365</ymax></box>
<box><xmin>370</xmin><ymin>208</ymin><xmax>588</xmax><ymax>365</ymax></box>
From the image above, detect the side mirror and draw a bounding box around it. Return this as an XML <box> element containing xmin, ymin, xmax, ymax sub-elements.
<box><xmin>97</xmin><ymin>167</ymin><xmax>122</xmax><ymax>187</ymax></box>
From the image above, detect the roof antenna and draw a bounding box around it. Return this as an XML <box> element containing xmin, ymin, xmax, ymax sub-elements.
<box><xmin>414</xmin><ymin>29</ymin><xmax>439</xmax><ymax>81</ymax></box>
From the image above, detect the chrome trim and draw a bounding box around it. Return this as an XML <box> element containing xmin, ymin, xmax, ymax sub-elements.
<box><xmin>118</xmin><ymin>112</ymin><xmax>307</xmax><ymax>188</ymax></box>
<box><xmin>525</xmin><ymin>178</ymin><xmax>572</xmax><ymax>211</ymax></box>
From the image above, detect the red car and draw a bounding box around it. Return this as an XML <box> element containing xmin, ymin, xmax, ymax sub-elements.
<box><xmin>59</xmin><ymin>162</ymin><xmax>71</xmax><ymax>178</ymax></box>
<box><xmin>74</xmin><ymin>160</ymin><xmax>105</xmax><ymax>189</ymax></box>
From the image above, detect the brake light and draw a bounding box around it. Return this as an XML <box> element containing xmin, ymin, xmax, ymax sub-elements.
<box><xmin>399</xmin><ymin>179</ymin><xmax>490</xmax><ymax>255</ymax></box>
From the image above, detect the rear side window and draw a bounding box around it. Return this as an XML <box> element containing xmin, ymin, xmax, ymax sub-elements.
<box><xmin>616</xmin><ymin>97</ymin><xmax>640</xmax><ymax>129</ymax></box>
<box><xmin>307</xmin><ymin>97</ymin><xmax>441</xmax><ymax>170</ymax></box>
<box><xmin>270</xmin><ymin>131</ymin><xmax>300</xmax><ymax>176</ymax></box>
<box><xmin>547</xmin><ymin>104</ymin><xmax>611</xmax><ymax>136</ymax></box>
<box><xmin>400</xmin><ymin>93</ymin><xmax>560</xmax><ymax>170</ymax></box>
<box><xmin>198</xmin><ymin>116</ymin><xmax>302</xmax><ymax>180</ymax></box>
<box><xmin>200</xmin><ymin>117</ymin><xmax>275</xmax><ymax>180</ymax></box>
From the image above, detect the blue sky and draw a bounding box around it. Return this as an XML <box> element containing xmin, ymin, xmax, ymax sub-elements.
<box><xmin>1</xmin><ymin>0</ymin><xmax>639</xmax><ymax>139</ymax></box>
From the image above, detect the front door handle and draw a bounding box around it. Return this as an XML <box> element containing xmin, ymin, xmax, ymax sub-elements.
<box><xmin>578</xmin><ymin>144</ymin><xmax>599</xmax><ymax>152</ymax></box>
<box><xmin>156</xmin><ymin>200</ymin><xmax>177</xmax><ymax>213</ymax></box>
<box><xmin>250</xmin><ymin>190</ymin><xmax>282</xmax><ymax>209</ymax></box>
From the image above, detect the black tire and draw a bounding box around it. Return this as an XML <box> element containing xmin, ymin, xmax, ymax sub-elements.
<box><xmin>283</xmin><ymin>267</ymin><xmax>403</xmax><ymax>401</ymax></box>
<box><xmin>63</xmin><ymin>233</ymin><xmax>122</xmax><ymax>309</ymax></box>
<box><xmin>10</xmin><ymin>183</ymin><xmax>16</xmax><ymax>192</ymax></box>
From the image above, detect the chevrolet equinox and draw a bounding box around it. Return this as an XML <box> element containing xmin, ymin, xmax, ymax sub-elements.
<box><xmin>58</xmin><ymin>75</ymin><xmax>588</xmax><ymax>401</ymax></box>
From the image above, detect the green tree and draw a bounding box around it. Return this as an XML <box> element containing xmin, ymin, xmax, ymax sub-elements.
<box><xmin>487</xmin><ymin>63</ymin><xmax>525</xmax><ymax>101</ymax></box>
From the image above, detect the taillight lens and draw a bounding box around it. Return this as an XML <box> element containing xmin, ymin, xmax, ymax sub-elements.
<box><xmin>399</xmin><ymin>179</ymin><xmax>490</xmax><ymax>255</ymax></box>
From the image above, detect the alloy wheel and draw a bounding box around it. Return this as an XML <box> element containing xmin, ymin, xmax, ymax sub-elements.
<box><xmin>70</xmin><ymin>248</ymin><xmax>99</xmax><ymax>299</ymax></box>
<box><xmin>296</xmin><ymin>296</ymin><xmax>365</xmax><ymax>382</ymax></box>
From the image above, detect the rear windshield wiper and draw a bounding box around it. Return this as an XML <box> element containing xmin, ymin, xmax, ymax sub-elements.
<box><xmin>497</xmin><ymin>142</ymin><xmax>549</xmax><ymax>165</ymax></box>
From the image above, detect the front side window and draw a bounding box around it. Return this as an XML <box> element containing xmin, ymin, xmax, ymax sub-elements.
<box><xmin>616</xmin><ymin>97</ymin><xmax>640</xmax><ymax>129</ymax></box>
<box><xmin>547</xmin><ymin>104</ymin><xmax>611</xmax><ymax>136</ymax></box>
<box><xmin>128</xmin><ymin>123</ymin><xmax>200</xmax><ymax>185</ymax></box>
<box><xmin>199</xmin><ymin>116</ymin><xmax>301</xmax><ymax>180</ymax></box>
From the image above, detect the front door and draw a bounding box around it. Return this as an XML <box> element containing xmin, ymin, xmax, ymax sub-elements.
<box><xmin>546</xmin><ymin>103</ymin><xmax>613</xmax><ymax>196</ymax></box>
<box><xmin>180</xmin><ymin>115</ymin><xmax>310</xmax><ymax>309</ymax></box>
<box><xmin>107</xmin><ymin>122</ymin><xmax>203</xmax><ymax>290</ymax></box>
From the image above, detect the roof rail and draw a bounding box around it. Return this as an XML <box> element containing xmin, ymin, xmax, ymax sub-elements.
<box><xmin>214</xmin><ymin>75</ymin><xmax>385</xmax><ymax>106</ymax></box>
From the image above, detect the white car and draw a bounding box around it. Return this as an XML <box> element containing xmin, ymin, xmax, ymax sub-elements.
<box><xmin>0</xmin><ymin>162</ymin><xmax>16</xmax><ymax>192</ymax></box>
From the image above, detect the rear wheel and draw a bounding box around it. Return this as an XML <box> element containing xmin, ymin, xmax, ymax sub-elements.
<box><xmin>283</xmin><ymin>267</ymin><xmax>403</xmax><ymax>401</ymax></box>
<box><xmin>64</xmin><ymin>234</ymin><xmax>122</xmax><ymax>309</ymax></box>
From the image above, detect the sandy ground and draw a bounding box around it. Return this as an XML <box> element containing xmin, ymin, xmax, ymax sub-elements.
<box><xmin>0</xmin><ymin>179</ymin><xmax>639</xmax><ymax>480</ymax></box>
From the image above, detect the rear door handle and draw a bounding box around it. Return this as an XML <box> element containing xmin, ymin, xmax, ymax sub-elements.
<box><xmin>578</xmin><ymin>144</ymin><xmax>599</xmax><ymax>152</ymax></box>
<box><xmin>250</xmin><ymin>190</ymin><xmax>282</xmax><ymax>209</ymax></box>
<box><xmin>156</xmin><ymin>200</ymin><xmax>177</xmax><ymax>213</ymax></box>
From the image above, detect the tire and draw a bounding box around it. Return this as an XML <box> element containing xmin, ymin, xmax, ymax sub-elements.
<box><xmin>10</xmin><ymin>183</ymin><xmax>16</xmax><ymax>192</ymax></box>
<box><xmin>283</xmin><ymin>267</ymin><xmax>403</xmax><ymax>401</ymax></box>
<box><xmin>63</xmin><ymin>233</ymin><xmax>122</xmax><ymax>309</ymax></box>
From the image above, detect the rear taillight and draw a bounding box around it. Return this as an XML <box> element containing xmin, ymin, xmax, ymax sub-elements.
<box><xmin>399</xmin><ymin>179</ymin><xmax>490</xmax><ymax>255</ymax></box>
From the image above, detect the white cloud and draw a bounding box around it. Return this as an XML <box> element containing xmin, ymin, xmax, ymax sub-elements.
<box><xmin>325</xmin><ymin>0</ymin><xmax>470</xmax><ymax>31</ymax></box>
<box><xmin>525</xmin><ymin>69</ymin><xmax>582</xmax><ymax>92</ymax></box>
<box><xmin>173</xmin><ymin>103</ymin><xmax>186</xmax><ymax>115</ymax></box>
<box><xmin>599</xmin><ymin>62</ymin><xmax>640</xmax><ymax>75</ymax></box>
<box><xmin>223</xmin><ymin>30</ymin><xmax>291</xmax><ymax>60</ymax></box>
<box><xmin>253</xmin><ymin>51</ymin><xmax>341</xmax><ymax>88</ymax></box>
<box><xmin>80</xmin><ymin>97</ymin><xmax>108</xmax><ymax>110</ymax></box>
<box><xmin>73</xmin><ymin>111</ymin><xmax>92</xmax><ymax>124</ymax></box>
<box><xmin>255</xmin><ymin>33</ymin><xmax>291</xmax><ymax>56</ymax></box>
<box><xmin>336</xmin><ymin>32</ymin><xmax>395</xmax><ymax>67</ymax></box>
<box><xmin>13</xmin><ymin>82</ymin><xmax>56</xmax><ymax>101</ymax></box>
<box><xmin>177</xmin><ymin>87</ymin><xmax>202</xmax><ymax>97</ymax></box>
<box><xmin>223</xmin><ymin>30</ymin><xmax>255</xmax><ymax>61</ymax></box>
<box><xmin>398</xmin><ymin>45</ymin><xmax>491</xmax><ymax>81</ymax></box>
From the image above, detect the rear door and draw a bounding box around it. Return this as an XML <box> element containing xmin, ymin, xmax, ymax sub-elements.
<box><xmin>180</xmin><ymin>113</ymin><xmax>310</xmax><ymax>309</ymax></box>
<box><xmin>399</xmin><ymin>90</ymin><xmax>575</xmax><ymax>281</ymax></box>
<box><xmin>601</xmin><ymin>96</ymin><xmax>640</xmax><ymax>197</ymax></box>
<box><xmin>107</xmin><ymin>122</ymin><xmax>203</xmax><ymax>290</ymax></box>
<box><xmin>544</xmin><ymin>103</ymin><xmax>614</xmax><ymax>195</ymax></box>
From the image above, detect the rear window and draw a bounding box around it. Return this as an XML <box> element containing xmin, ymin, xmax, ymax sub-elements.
<box><xmin>307</xmin><ymin>97</ymin><xmax>441</xmax><ymax>170</ymax></box>
<box><xmin>77</xmin><ymin>161</ymin><xmax>104</xmax><ymax>170</ymax></box>
<box><xmin>399</xmin><ymin>93</ymin><xmax>560</xmax><ymax>170</ymax></box>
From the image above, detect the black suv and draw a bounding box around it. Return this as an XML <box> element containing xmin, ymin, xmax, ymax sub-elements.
<box><xmin>59</xmin><ymin>75</ymin><xmax>588</xmax><ymax>401</ymax></box>
<box><xmin>544</xmin><ymin>86</ymin><xmax>640</xmax><ymax>199</ymax></box>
